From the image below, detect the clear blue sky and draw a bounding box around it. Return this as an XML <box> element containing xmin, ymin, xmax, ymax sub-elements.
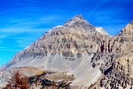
<box><xmin>0</xmin><ymin>0</ymin><xmax>133</xmax><ymax>66</ymax></box>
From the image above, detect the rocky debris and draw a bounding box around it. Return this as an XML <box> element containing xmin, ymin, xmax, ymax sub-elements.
<box><xmin>29</xmin><ymin>72</ymin><xmax>74</xmax><ymax>89</ymax></box>
<box><xmin>1</xmin><ymin>15</ymin><xmax>133</xmax><ymax>89</ymax></box>
<box><xmin>87</xmin><ymin>21</ymin><xmax>133</xmax><ymax>89</ymax></box>
<box><xmin>91</xmin><ymin>54</ymin><xmax>133</xmax><ymax>89</ymax></box>
<box><xmin>3</xmin><ymin>15</ymin><xmax>110</xmax><ymax>70</ymax></box>
<box><xmin>3</xmin><ymin>67</ymin><xmax>74</xmax><ymax>89</ymax></box>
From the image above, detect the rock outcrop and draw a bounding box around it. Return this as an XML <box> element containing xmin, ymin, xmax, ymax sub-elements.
<box><xmin>1</xmin><ymin>15</ymin><xmax>133</xmax><ymax>89</ymax></box>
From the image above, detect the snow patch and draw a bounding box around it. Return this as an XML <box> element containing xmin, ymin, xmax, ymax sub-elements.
<box><xmin>95</xmin><ymin>27</ymin><xmax>109</xmax><ymax>35</ymax></box>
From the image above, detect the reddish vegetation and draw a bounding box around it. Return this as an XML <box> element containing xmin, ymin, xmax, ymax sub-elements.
<box><xmin>4</xmin><ymin>72</ymin><xmax>29</xmax><ymax>89</ymax></box>
<box><xmin>4</xmin><ymin>69</ymin><xmax>72</xmax><ymax>89</ymax></box>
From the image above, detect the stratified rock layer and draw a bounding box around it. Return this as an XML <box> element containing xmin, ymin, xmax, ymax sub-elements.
<box><xmin>1</xmin><ymin>15</ymin><xmax>133</xmax><ymax>89</ymax></box>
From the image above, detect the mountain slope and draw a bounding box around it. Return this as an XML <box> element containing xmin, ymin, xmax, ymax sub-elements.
<box><xmin>1</xmin><ymin>15</ymin><xmax>110</xmax><ymax>88</ymax></box>
<box><xmin>3</xmin><ymin>15</ymin><xmax>110</xmax><ymax>70</ymax></box>
<box><xmin>1</xmin><ymin>15</ymin><xmax>133</xmax><ymax>89</ymax></box>
<box><xmin>89</xmin><ymin>21</ymin><xmax>133</xmax><ymax>89</ymax></box>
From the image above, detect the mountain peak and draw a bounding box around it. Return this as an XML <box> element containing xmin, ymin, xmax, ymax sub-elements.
<box><xmin>130</xmin><ymin>20</ymin><xmax>133</xmax><ymax>24</ymax></box>
<box><xmin>72</xmin><ymin>14</ymin><xmax>84</xmax><ymax>19</ymax></box>
<box><xmin>64</xmin><ymin>15</ymin><xmax>109</xmax><ymax>35</ymax></box>
<box><xmin>121</xmin><ymin>21</ymin><xmax>133</xmax><ymax>33</ymax></box>
<box><xmin>64</xmin><ymin>14</ymin><xmax>88</xmax><ymax>26</ymax></box>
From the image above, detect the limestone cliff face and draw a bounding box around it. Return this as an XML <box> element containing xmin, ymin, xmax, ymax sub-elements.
<box><xmin>3</xmin><ymin>15</ymin><xmax>110</xmax><ymax>70</ymax></box>
<box><xmin>121</xmin><ymin>21</ymin><xmax>133</xmax><ymax>33</ymax></box>
<box><xmin>90</xmin><ymin>53</ymin><xmax>133</xmax><ymax>89</ymax></box>
<box><xmin>89</xmin><ymin>22</ymin><xmax>133</xmax><ymax>89</ymax></box>
<box><xmin>1</xmin><ymin>15</ymin><xmax>133</xmax><ymax>89</ymax></box>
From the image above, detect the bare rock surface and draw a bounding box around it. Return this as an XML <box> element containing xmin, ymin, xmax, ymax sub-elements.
<box><xmin>1</xmin><ymin>15</ymin><xmax>133</xmax><ymax>89</ymax></box>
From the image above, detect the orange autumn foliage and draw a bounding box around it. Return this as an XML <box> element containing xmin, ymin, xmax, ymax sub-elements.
<box><xmin>4</xmin><ymin>72</ymin><xmax>29</xmax><ymax>89</ymax></box>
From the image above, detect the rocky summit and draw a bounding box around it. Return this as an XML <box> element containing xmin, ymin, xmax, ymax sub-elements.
<box><xmin>0</xmin><ymin>15</ymin><xmax>133</xmax><ymax>89</ymax></box>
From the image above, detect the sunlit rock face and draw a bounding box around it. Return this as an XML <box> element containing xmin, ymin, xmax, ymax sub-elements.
<box><xmin>121</xmin><ymin>21</ymin><xmax>133</xmax><ymax>33</ymax></box>
<box><xmin>1</xmin><ymin>15</ymin><xmax>133</xmax><ymax>89</ymax></box>
<box><xmin>88</xmin><ymin>22</ymin><xmax>133</xmax><ymax>89</ymax></box>
<box><xmin>3</xmin><ymin>15</ymin><xmax>110</xmax><ymax>71</ymax></box>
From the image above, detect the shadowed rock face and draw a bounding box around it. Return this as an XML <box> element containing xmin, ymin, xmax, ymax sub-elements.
<box><xmin>1</xmin><ymin>15</ymin><xmax>133</xmax><ymax>89</ymax></box>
